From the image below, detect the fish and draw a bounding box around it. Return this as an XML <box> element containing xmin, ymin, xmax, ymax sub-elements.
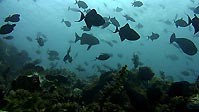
<box><xmin>0</xmin><ymin>24</ymin><xmax>16</xmax><ymax>34</ymax></box>
<box><xmin>110</xmin><ymin>17</ymin><xmax>120</xmax><ymax>27</ymax></box>
<box><xmin>114</xmin><ymin>7</ymin><xmax>123</xmax><ymax>12</ymax></box>
<box><xmin>26</xmin><ymin>36</ymin><xmax>33</xmax><ymax>42</ymax></box>
<box><xmin>193</xmin><ymin>6</ymin><xmax>199</xmax><ymax>14</ymax></box>
<box><xmin>36</xmin><ymin>32</ymin><xmax>47</xmax><ymax>46</ymax></box>
<box><xmin>81</xmin><ymin>26</ymin><xmax>90</xmax><ymax>31</ymax></box>
<box><xmin>75</xmin><ymin>0</ymin><xmax>88</xmax><ymax>9</ymax></box>
<box><xmin>96</xmin><ymin>53</ymin><xmax>111</xmax><ymax>61</ymax></box>
<box><xmin>132</xmin><ymin>1</ymin><xmax>143</xmax><ymax>7</ymax></box>
<box><xmin>114</xmin><ymin>23</ymin><xmax>140</xmax><ymax>41</ymax></box>
<box><xmin>47</xmin><ymin>50</ymin><xmax>59</xmax><ymax>61</ymax></box>
<box><xmin>188</xmin><ymin>14</ymin><xmax>199</xmax><ymax>34</ymax></box>
<box><xmin>101</xmin><ymin>21</ymin><xmax>111</xmax><ymax>29</ymax></box>
<box><xmin>3</xmin><ymin>35</ymin><xmax>14</xmax><ymax>40</ymax></box>
<box><xmin>68</xmin><ymin>6</ymin><xmax>81</xmax><ymax>12</ymax></box>
<box><xmin>148</xmin><ymin>32</ymin><xmax>160</xmax><ymax>41</ymax></box>
<box><xmin>136</xmin><ymin>23</ymin><xmax>143</xmax><ymax>29</ymax></box>
<box><xmin>170</xmin><ymin>33</ymin><xmax>198</xmax><ymax>56</ymax></box>
<box><xmin>61</xmin><ymin>19</ymin><xmax>71</xmax><ymax>27</ymax></box>
<box><xmin>103</xmin><ymin>16</ymin><xmax>110</xmax><ymax>22</ymax></box>
<box><xmin>76</xmin><ymin>9</ymin><xmax>105</xmax><ymax>30</ymax></box>
<box><xmin>4</xmin><ymin>14</ymin><xmax>20</xmax><ymax>22</ymax></box>
<box><xmin>36</xmin><ymin>37</ymin><xmax>45</xmax><ymax>46</ymax></box>
<box><xmin>174</xmin><ymin>17</ymin><xmax>190</xmax><ymax>28</ymax></box>
<box><xmin>75</xmin><ymin>32</ymin><xmax>99</xmax><ymax>50</ymax></box>
<box><xmin>63</xmin><ymin>46</ymin><xmax>73</xmax><ymax>63</ymax></box>
<box><xmin>123</xmin><ymin>14</ymin><xmax>136</xmax><ymax>22</ymax></box>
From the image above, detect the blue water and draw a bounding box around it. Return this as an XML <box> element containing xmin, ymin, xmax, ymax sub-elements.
<box><xmin>0</xmin><ymin>0</ymin><xmax>199</xmax><ymax>82</ymax></box>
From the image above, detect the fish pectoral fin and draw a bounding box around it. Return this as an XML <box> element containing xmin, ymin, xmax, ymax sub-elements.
<box><xmin>87</xmin><ymin>45</ymin><xmax>92</xmax><ymax>50</ymax></box>
<box><xmin>120</xmin><ymin>36</ymin><xmax>125</xmax><ymax>41</ymax></box>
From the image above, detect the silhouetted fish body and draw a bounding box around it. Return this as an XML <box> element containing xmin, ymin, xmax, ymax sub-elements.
<box><xmin>110</xmin><ymin>17</ymin><xmax>120</xmax><ymax>27</ymax></box>
<box><xmin>123</xmin><ymin>15</ymin><xmax>136</xmax><ymax>22</ymax></box>
<box><xmin>170</xmin><ymin>33</ymin><xmax>197</xmax><ymax>56</ymax></box>
<box><xmin>194</xmin><ymin>6</ymin><xmax>199</xmax><ymax>14</ymax></box>
<box><xmin>132</xmin><ymin>1</ymin><xmax>143</xmax><ymax>7</ymax></box>
<box><xmin>174</xmin><ymin>18</ymin><xmax>189</xmax><ymax>28</ymax></box>
<box><xmin>96</xmin><ymin>53</ymin><xmax>111</xmax><ymax>60</ymax></box>
<box><xmin>76</xmin><ymin>9</ymin><xmax>105</xmax><ymax>30</ymax></box>
<box><xmin>5</xmin><ymin>14</ymin><xmax>20</xmax><ymax>22</ymax></box>
<box><xmin>75</xmin><ymin>0</ymin><xmax>88</xmax><ymax>9</ymax></box>
<box><xmin>148</xmin><ymin>32</ymin><xmax>159</xmax><ymax>41</ymax></box>
<box><xmin>0</xmin><ymin>24</ymin><xmax>16</xmax><ymax>34</ymax></box>
<box><xmin>75</xmin><ymin>32</ymin><xmax>99</xmax><ymax>50</ymax></box>
<box><xmin>114</xmin><ymin>23</ymin><xmax>140</xmax><ymax>41</ymax></box>
<box><xmin>188</xmin><ymin>14</ymin><xmax>199</xmax><ymax>34</ymax></box>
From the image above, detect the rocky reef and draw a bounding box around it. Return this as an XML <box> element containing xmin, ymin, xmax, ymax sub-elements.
<box><xmin>0</xmin><ymin>39</ymin><xmax>199</xmax><ymax>112</ymax></box>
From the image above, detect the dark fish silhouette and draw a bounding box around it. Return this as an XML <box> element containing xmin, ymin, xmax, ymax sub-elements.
<box><xmin>81</xmin><ymin>26</ymin><xmax>90</xmax><ymax>31</ymax></box>
<box><xmin>114</xmin><ymin>23</ymin><xmax>140</xmax><ymax>41</ymax></box>
<box><xmin>75</xmin><ymin>32</ymin><xmax>99</xmax><ymax>50</ymax></box>
<box><xmin>96</xmin><ymin>53</ymin><xmax>111</xmax><ymax>60</ymax></box>
<box><xmin>170</xmin><ymin>33</ymin><xmax>197</xmax><ymax>56</ymax></box>
<box><xmin>136</xmin><ymin>23</ymin><xmax>143</xmax><ymax>29</ymax></box>
<box><xmin>114</xmin><ymin>7</ymin><xmax>123</xmax><ymax>12</ymax></box>
<box><xmin>61</xmin><ymin>19</ymin><xmax>71</xmax><ymax>27</ymax></box>
<box><xmin>63</xmin><ymin>46</ymin><xmax>73</xmax><ymax>63</ymax></box>
<box><xmin>188</xmin><ymin>14</ymin><xmax>199</xmax><ymax>34</ymax></box>
<box><xmin>36</xmin><ymin>32</ymin><xmax>47</xmax><ymax>46</ymax></box>
<box><xmin>76</xmin><ymin>9</ymin><xmax>105</xmax><ymax>30</ymax></box>
<box><xmin>101</xmin><ymin>21</ymin><xmax>111</xmax><ymax>29</ymax></box>
<box><xmin>5</xmin><ymin>14</ymin><xmax>20</xmax><ymax>22</ymax></box>
<box><xmin>174</xmin><ymin>17</ymin><xmax>190</xmax><ymax>28</ymax></box>
<box><xmin>110</xmin><ymin>17</ymin><xmax>120</xmax><ymax>27</ymax></box>
<box><xmin>123</xmin><ymin>14</ymin><xmax>136</xmax><ymax>22</ymax></box>
<box><xmin>75</xmin><ymin>0</ymin><xmax>88</xmax><ymax>9</ymax></box>
<box><xmin>3</xmin><ymin>35</ymin><xmax>14</xmax><ymax>40</ymax></box>
<box><xmin>0</xmin><ymin>24</ymin><xmax>16</xmax><ymax>34</ymax></box>
<box><xmin>132</xmin><ymin>1</ymin><xmax>143</xmax><ymax>7</ymax></box>
<box><xmin>148</xmin><ymin>32</ymin><xmax>160</xmax><ymax>41</ymax></box>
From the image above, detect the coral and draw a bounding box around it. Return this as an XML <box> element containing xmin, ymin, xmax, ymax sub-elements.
<box><xmin>137</xmin><ymin>66</ymin><xmax>155</xmax><ymax>81</ymax></box>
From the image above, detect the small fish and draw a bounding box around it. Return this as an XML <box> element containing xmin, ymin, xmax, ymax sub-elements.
<box><xmin>123</xmin><ymin>14</ymin><xmax>136</xmax><ymax>22</ymax></box>
<box><xmin>26</xmin><ymin>36</ymin><xmax>33</xmax><ymax>42</ymax></box>
<box><xmin>114</xmin><ymin>7</ymin><xmax>123</xmax><ymax>12</ymax></box>
<box><xmin>170</xmin><ymin>33</ymin><xmax>198</xmax><ymax>55</ymax></box>
<box><xmin>148</xmin><ymin>32</ymin><xmax>160</xmax><ymax>41</ymax></box>
<box><xmin>0</xmin><ymin>23</ymin><xmax>16</xmax><ymax>34</ymax></box>
<box><xmin>174</xmin><ymin>17</ymin><xmax>190</xmax><ymax>28</ymax></box>
<box><xmin>2</xmin><ymin>35</ymin><xmax>14</xmax><ymax>40</ymax></box>
<box><xmin>75</xmin><ymin>0</ymin><xmax>88</xmax><ymax>9</ymax></box>
<box><xmin>75</xmin><ymin>32</ymin><xmax>99</xmax><ymax>50</ymax></box>
<box><xmin>101</xmin><ymin>21</ymin><xmax>111</xmax><ymax>29</ymax></box>
<box><xmin>81</xmin><ymin>26</ymin><xmax>90</xmax><ymax>31</ymax></box>
<box><xmin>4</xmin><ymin>14</ymin><xmax>20</xmax><ymax>22</ymax></box>
<box><xmin>114</xmin><ymin>23</ymin><xmax>140</xmax><ymax>41</ymax></box>
<box><xmin>188</xmin><ymin>14</ymin><xmax>199</xmax><ymax>34</ymax></box>
<box><xmin>68</xmin><ymin>6</ymin><xmax>81</xmax><ymax>12</ymax></box>
<box><xmin>63</xmin><ymin>46</ymin><xmax>73</xmax><ymax>63</ymax></box>
<box><xmin>136</xmin><ymin>23</ymin><xmax>143</xmax><ymax>29</ymax></box>
<box><xmin>132</xmin><ymin>1</ymin><xmax>143</xmax><ymax>7</ymax></box>
<box><xmin>61</xmin><ymin>19</ymin><xmax>71</xmax><ymax>27</ymax></box>
<box><xmin>36</xmin><ymin>37</ymin><xmax>44</xmax><ymax>46</ymax></box>
<box><xmin>110</xmin><ymin>17</ymin><xmax>120</xmax><ymax>27</ymax></box>
<box><xmin>96</xmin><ymin>53</ymin><xmax>111</xmax><ymax>61</ymax></box>
<box><xmin>76</xmin><ymin>9</ymin><xmax>105</xmax><ymax>30</ymax></box>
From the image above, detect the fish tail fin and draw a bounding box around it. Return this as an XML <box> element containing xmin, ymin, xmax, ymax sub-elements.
<box><xmin>68</xmin><ymin>6</ymin><xmax>70</xmax><ymax>11</ymax></box>
<box><xmin>61</xmin><ymin>19</ymin><xmax>64</xmax><ymax>23</ymax></box>
<box><xmin>187</xmin><ymin>15</ymin><xmax>192</xmax><ymax>25</ymax></box>
<box><xmin>75</xmin><ymin>33</ymin><xmax>81</xmax><ymax>43</ymax></box>
<box><xmin>113</xmin><ymin>27</ymin><xmax>119</xmax><ymax>33</ymax></box>
<box><xmin>87</xmin><ymin>45</ymin><xmax>92</xmax><ymax>50</ymax></box>
<box><xmin>170</xmin><ymin>33</ymin><xmax>176</xmax><ymax>43</ymax></box>
<box><xmin>75</xmin><ymin>11</ymin><xmax>85</xmax><ymax>22</ymax></box>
